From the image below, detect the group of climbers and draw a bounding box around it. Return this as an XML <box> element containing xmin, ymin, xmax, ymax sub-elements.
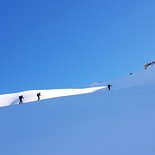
<box><xmin>19</xmin><ymin>92</ymin><xmax>41</xmax><ymax>104</ymax></box>
<box><xmin>18</xmin><ymin>85</ymin><xmax>113</xmax><ymax>104</ymax></box>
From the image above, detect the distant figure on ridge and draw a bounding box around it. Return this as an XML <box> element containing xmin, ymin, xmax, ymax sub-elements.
<box><xmin>144</xmin><ymin>60</ymin><xmax>155</xmax><ymax>70</ymax></box>
<box><xmin>19</xmin><ymin>95</ymin><xmax>24</xmax><ymax>104</ymax></box>
<box><xmin>37</xmin><ymin>92</ymin><xmax>41</xmax><ymax>101</ymax></box>
<box><xmin>107</xmin><ymin>84</ymin><xmax>112</xmax><ymax>91</ymax></box>
<box><xmin>144</xmin><ymin>63</ymin><xmax>150</xmax><ymax>70</ymax></box>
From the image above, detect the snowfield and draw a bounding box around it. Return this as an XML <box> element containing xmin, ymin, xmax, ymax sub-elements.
<box><xmin>0</xmin><ymin>66</ymin><xmax>155</xmax><ymax>155</ymax></box>
<box><xmin>0</xmin><ymin>86</ymin><xmax>106</xmax><ymax>107</ymax></box>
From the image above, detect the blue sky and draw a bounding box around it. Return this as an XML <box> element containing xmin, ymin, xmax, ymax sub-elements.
<box><xmin>0</xmin><ymin>0</ymin><xmax>155</xmax><ymax>93</ymax></box>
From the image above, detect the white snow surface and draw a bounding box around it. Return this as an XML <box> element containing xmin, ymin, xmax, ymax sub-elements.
<box><xmin>0</xmin><ymin>66</ymin><xmax>155</xmax><ymax>155</ymax></box>
<box><xmin>0</xmin><ymin>86</ymin><xmax>106</xmax><ymax>107</ymax></box>
<box><xmin>1</xmin><ymin>66</ymin><xmax>155</xmax><ymax>108</ymax></box>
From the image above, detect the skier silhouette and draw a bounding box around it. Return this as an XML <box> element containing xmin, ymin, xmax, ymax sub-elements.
<box><xmin>107</xmin><ymin>84</ymin><xmax>112</xmax><ymax>91</ymax></box>
<box><xmin>37</xmin><ymin>92</ymin><xmax>41</xmax><ymax>101</ymax></box>
<box><xmin>19</xmin><ymin>95</ymin><xmax>24</xmax><ymax>104</ymax></box>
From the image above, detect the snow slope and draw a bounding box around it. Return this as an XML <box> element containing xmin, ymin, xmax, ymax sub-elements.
<box><xmin>0</xmin><ymin>86</ymin><xmax>106</xmax><ymax>107</ymax></box>
<box><xmin>0</xmin><ymin>67</ymin><xmax>155</xmax><ymax>155</ymax></box>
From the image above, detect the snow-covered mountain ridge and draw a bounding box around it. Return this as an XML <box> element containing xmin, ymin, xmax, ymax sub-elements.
<box><xmin>0</xmin><ymin>66</ymin><xmax>155</xmax><ymax>155</ymax></box>
<box><xmin>0</xmin><ymin>66</ymin><xmax>155</xmax><ymax>108</ymax></box>
<box><xmin>0</xmin><ymin>86</ymin><xmax>106</xmax><ymax>107</ymax></box>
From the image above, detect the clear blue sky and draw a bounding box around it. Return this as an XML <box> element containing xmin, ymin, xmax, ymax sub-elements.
<box><xmin>0</xmin><ymin>0</ymin><xmax>155</xmax><ymax>93</ymax></box>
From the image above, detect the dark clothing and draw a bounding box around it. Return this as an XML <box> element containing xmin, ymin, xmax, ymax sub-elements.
<box><xmin>107</xmin><ymin>84</ymin><xmax>112</xmax><ymax>91</ymax></box>
<box><xmin>37</xmin><ymin>93</ymin><xmax>41</xmax><ymax>101</ymax></box>
<box><xmin>19</xmin><ymin>95</ymin><xmax>24</xmax><ymax>104</ymax></box>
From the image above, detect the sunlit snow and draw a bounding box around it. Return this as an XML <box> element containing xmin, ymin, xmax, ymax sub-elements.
<box><xmin>0</xmin><ymin>86</ymin><xmax>106</xmax><ymax>107</ymax></box>
<box><xmin>0</xmin><ymin>66</ymin><xmax>155</xmax><ymax>155</ymax></box>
